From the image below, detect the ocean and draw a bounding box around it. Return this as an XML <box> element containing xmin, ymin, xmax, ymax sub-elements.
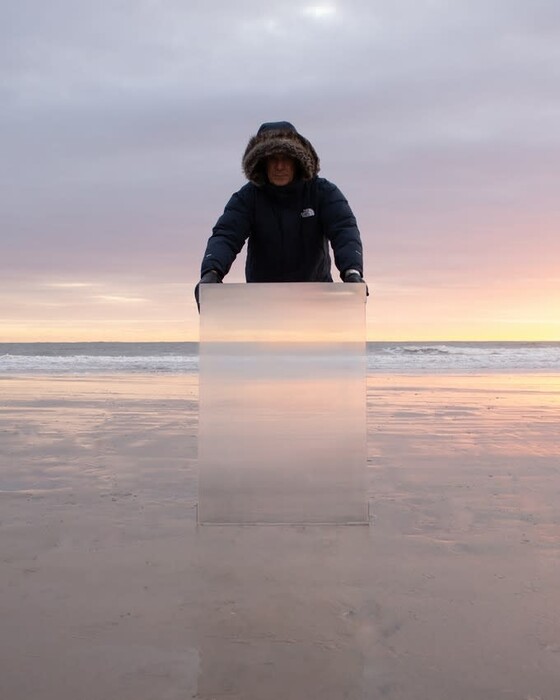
<box><xmin>1</xmin><ymin>341</ymin><xmax>559</xmax><ymax>374</ymax></box>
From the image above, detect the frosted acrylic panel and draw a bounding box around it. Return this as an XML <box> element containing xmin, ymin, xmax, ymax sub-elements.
<box><xmin>198</xmin><ymin>283</ymin><xmax>367</xmax><ymax>524</ymax></box>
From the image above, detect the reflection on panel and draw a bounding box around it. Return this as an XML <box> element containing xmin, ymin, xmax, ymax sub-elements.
<box><xmin>198</xmin><ymin>283</ymin><xmax>367</xmax><ymax>524</ymax></box>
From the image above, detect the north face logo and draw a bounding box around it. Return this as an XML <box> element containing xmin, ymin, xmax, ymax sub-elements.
<box><xmin>300</xmin><ymin>208</ymin><xmax>315</xmax><ymax>218</ymax></box>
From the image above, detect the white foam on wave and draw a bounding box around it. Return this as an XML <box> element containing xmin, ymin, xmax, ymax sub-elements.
<box><xmin>1</xmin><ymin>343</ymin><xmax>559</xmax><ymax>374</ymax></box>
<box><xmin>0</xmin><ymin>353</ymin><xmax>199</xmax><ymax>374</ymax></box>
<box><xmin>368</xmin><ymin>343</ymin><xmax>560</xmax><ymax>372</ymax></box>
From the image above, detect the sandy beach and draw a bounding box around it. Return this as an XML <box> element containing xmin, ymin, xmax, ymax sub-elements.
<box><xmin>1</xmin><ymin>372</ymin><xmax>559</xmax><ymax>699</ymax></box>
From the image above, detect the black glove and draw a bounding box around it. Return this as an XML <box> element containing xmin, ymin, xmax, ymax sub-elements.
<box><xmin>343</xmin><ymin>269</ymin><xmax>369</xmax><ymax>296</ymax></box>
<box><xmin>195</xmin><ymin>270</ymin><xmax>222</xmax><ymax>312</ymax></box>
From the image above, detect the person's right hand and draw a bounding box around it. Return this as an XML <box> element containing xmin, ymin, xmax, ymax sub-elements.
<box><xmin>194</xmin><ymin>270</ymin><xmax>221</xmax><ymax>312</ymax></box>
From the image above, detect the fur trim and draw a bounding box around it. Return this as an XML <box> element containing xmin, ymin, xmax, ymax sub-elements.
<box><xmin>242</xmin><ymin>125</ymin><xmax>320</xmax><ymax>185</ymax></box>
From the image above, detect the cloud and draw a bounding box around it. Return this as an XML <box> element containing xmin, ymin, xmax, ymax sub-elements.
<box><xmin>92</xmin><ymin>295</ymin><xmax>147</xmax><ymax>304</ymax></box>
<box><xmin>46</xmin><ymin>282</ymin><xmax>97</xmax><ymax>288</ymax></box>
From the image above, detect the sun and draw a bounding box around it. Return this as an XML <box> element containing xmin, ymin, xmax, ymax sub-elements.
<box><xmin>302</xmin><ymin>5</ymin><xmax>337</xmax><ymax>19</ymax></box>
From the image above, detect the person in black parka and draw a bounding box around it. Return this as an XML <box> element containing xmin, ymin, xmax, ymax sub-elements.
<box><xmin>195</xmin><ymin>121</ymin><xmax>366</xmax><ymax>307</ymax></box>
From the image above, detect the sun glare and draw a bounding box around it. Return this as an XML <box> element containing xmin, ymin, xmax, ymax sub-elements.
<box><xmin>302</xmin><ymin>5</ymin><xmax>337</xmax><ymax>19</ymax></box>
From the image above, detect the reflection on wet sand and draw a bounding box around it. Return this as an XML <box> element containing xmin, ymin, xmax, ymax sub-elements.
<box><xmin>0</xmin><ymin>371</ymin><xmax>559</xmax><ymax>699</ymax></box>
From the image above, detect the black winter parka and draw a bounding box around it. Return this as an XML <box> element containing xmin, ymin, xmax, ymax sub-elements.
<box><xmin>201</xmin><ymin>176</ymin><xmax>364</xmax><ymax>283</ymax></box>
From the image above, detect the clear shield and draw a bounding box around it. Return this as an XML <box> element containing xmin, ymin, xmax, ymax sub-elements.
<box><xmin>198</xmin><ymin>283</ymin><xmax>367</xmax><ymax>524</ymax></box>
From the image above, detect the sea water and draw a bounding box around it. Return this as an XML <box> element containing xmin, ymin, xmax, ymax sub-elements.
<box><xmin>1</xmin><ymin>341</ymin><xmax>559</xmax><ymax>374</ymax></box>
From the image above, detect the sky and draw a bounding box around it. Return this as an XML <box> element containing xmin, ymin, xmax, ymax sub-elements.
<box><xmin>1</xmin><ymin>0</ymin><xmax>559</xmax><ymax>341</ymax></box>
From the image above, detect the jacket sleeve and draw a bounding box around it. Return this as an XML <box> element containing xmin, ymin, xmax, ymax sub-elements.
<box><xmin>319</xmin><ymin>180</ymin><xmax>364</xmax><ymax>279</ymax></box>
<box><xmin>200</xmin><ymin>185</ymin><xmax>253</xmax><ymax>279</ymax></box>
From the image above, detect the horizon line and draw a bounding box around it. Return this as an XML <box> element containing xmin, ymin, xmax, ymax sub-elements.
<box><xmin>1</xmin><ymin>339</ymin><xmax>559</xmax><ymax>345</ymax></box>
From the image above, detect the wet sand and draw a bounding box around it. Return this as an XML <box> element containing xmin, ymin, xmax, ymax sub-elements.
<box><xmin>1</xmin><ymin>373</ymin><xmax>559</xmax><ymax>699</ymax></box>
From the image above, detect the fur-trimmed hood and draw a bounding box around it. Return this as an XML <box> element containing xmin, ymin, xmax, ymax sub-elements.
<box><xmin>242</xmin><ymin>121</ymin><xmax>320</xmax><ymax>186</ymax></box>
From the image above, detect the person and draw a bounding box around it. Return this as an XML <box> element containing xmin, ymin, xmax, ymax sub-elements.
<box><xmin>195</xmin><ymin>121</ymin><xmax>366</xmax><ymax>308</ymax></box>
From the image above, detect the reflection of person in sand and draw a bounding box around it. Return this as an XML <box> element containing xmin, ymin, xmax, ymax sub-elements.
<box><xmin>195</xmin><ymin>121</ymin><xmax>367</xmax><ymax>307</ymax></box>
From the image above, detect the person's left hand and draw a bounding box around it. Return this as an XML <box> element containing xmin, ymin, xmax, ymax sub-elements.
<box><xmin>343</xmin><ymin>269</ymin><xmax>369</xmax><ymax>296</ymax></box>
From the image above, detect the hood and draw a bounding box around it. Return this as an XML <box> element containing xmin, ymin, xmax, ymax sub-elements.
<box><xmin>242</xmin><ymin>121</ymin><xmax>320</xmax><ymax>186</ymax></box>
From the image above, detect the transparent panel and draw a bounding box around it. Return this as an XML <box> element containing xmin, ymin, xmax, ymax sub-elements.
<box><xmin>198</xmin><ymin>283</ymin><xmax>367</xmax><ymax>524</ymax></box>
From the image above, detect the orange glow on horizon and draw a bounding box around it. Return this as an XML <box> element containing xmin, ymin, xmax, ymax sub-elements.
<box><xmin>1</xmin><ymin>279</ymin><xmax>559</xmax><ymax>343</ymax></box>
<box><xmin>2</xmin><ymin>317</ymin><xmax>559</xmax><ymax>343</ymax></box>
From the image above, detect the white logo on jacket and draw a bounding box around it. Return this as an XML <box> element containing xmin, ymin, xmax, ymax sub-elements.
<box><xmin>300</xmin><ymin>208</ymin><xmax>315</xmax><ymax>218</ymax></box>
